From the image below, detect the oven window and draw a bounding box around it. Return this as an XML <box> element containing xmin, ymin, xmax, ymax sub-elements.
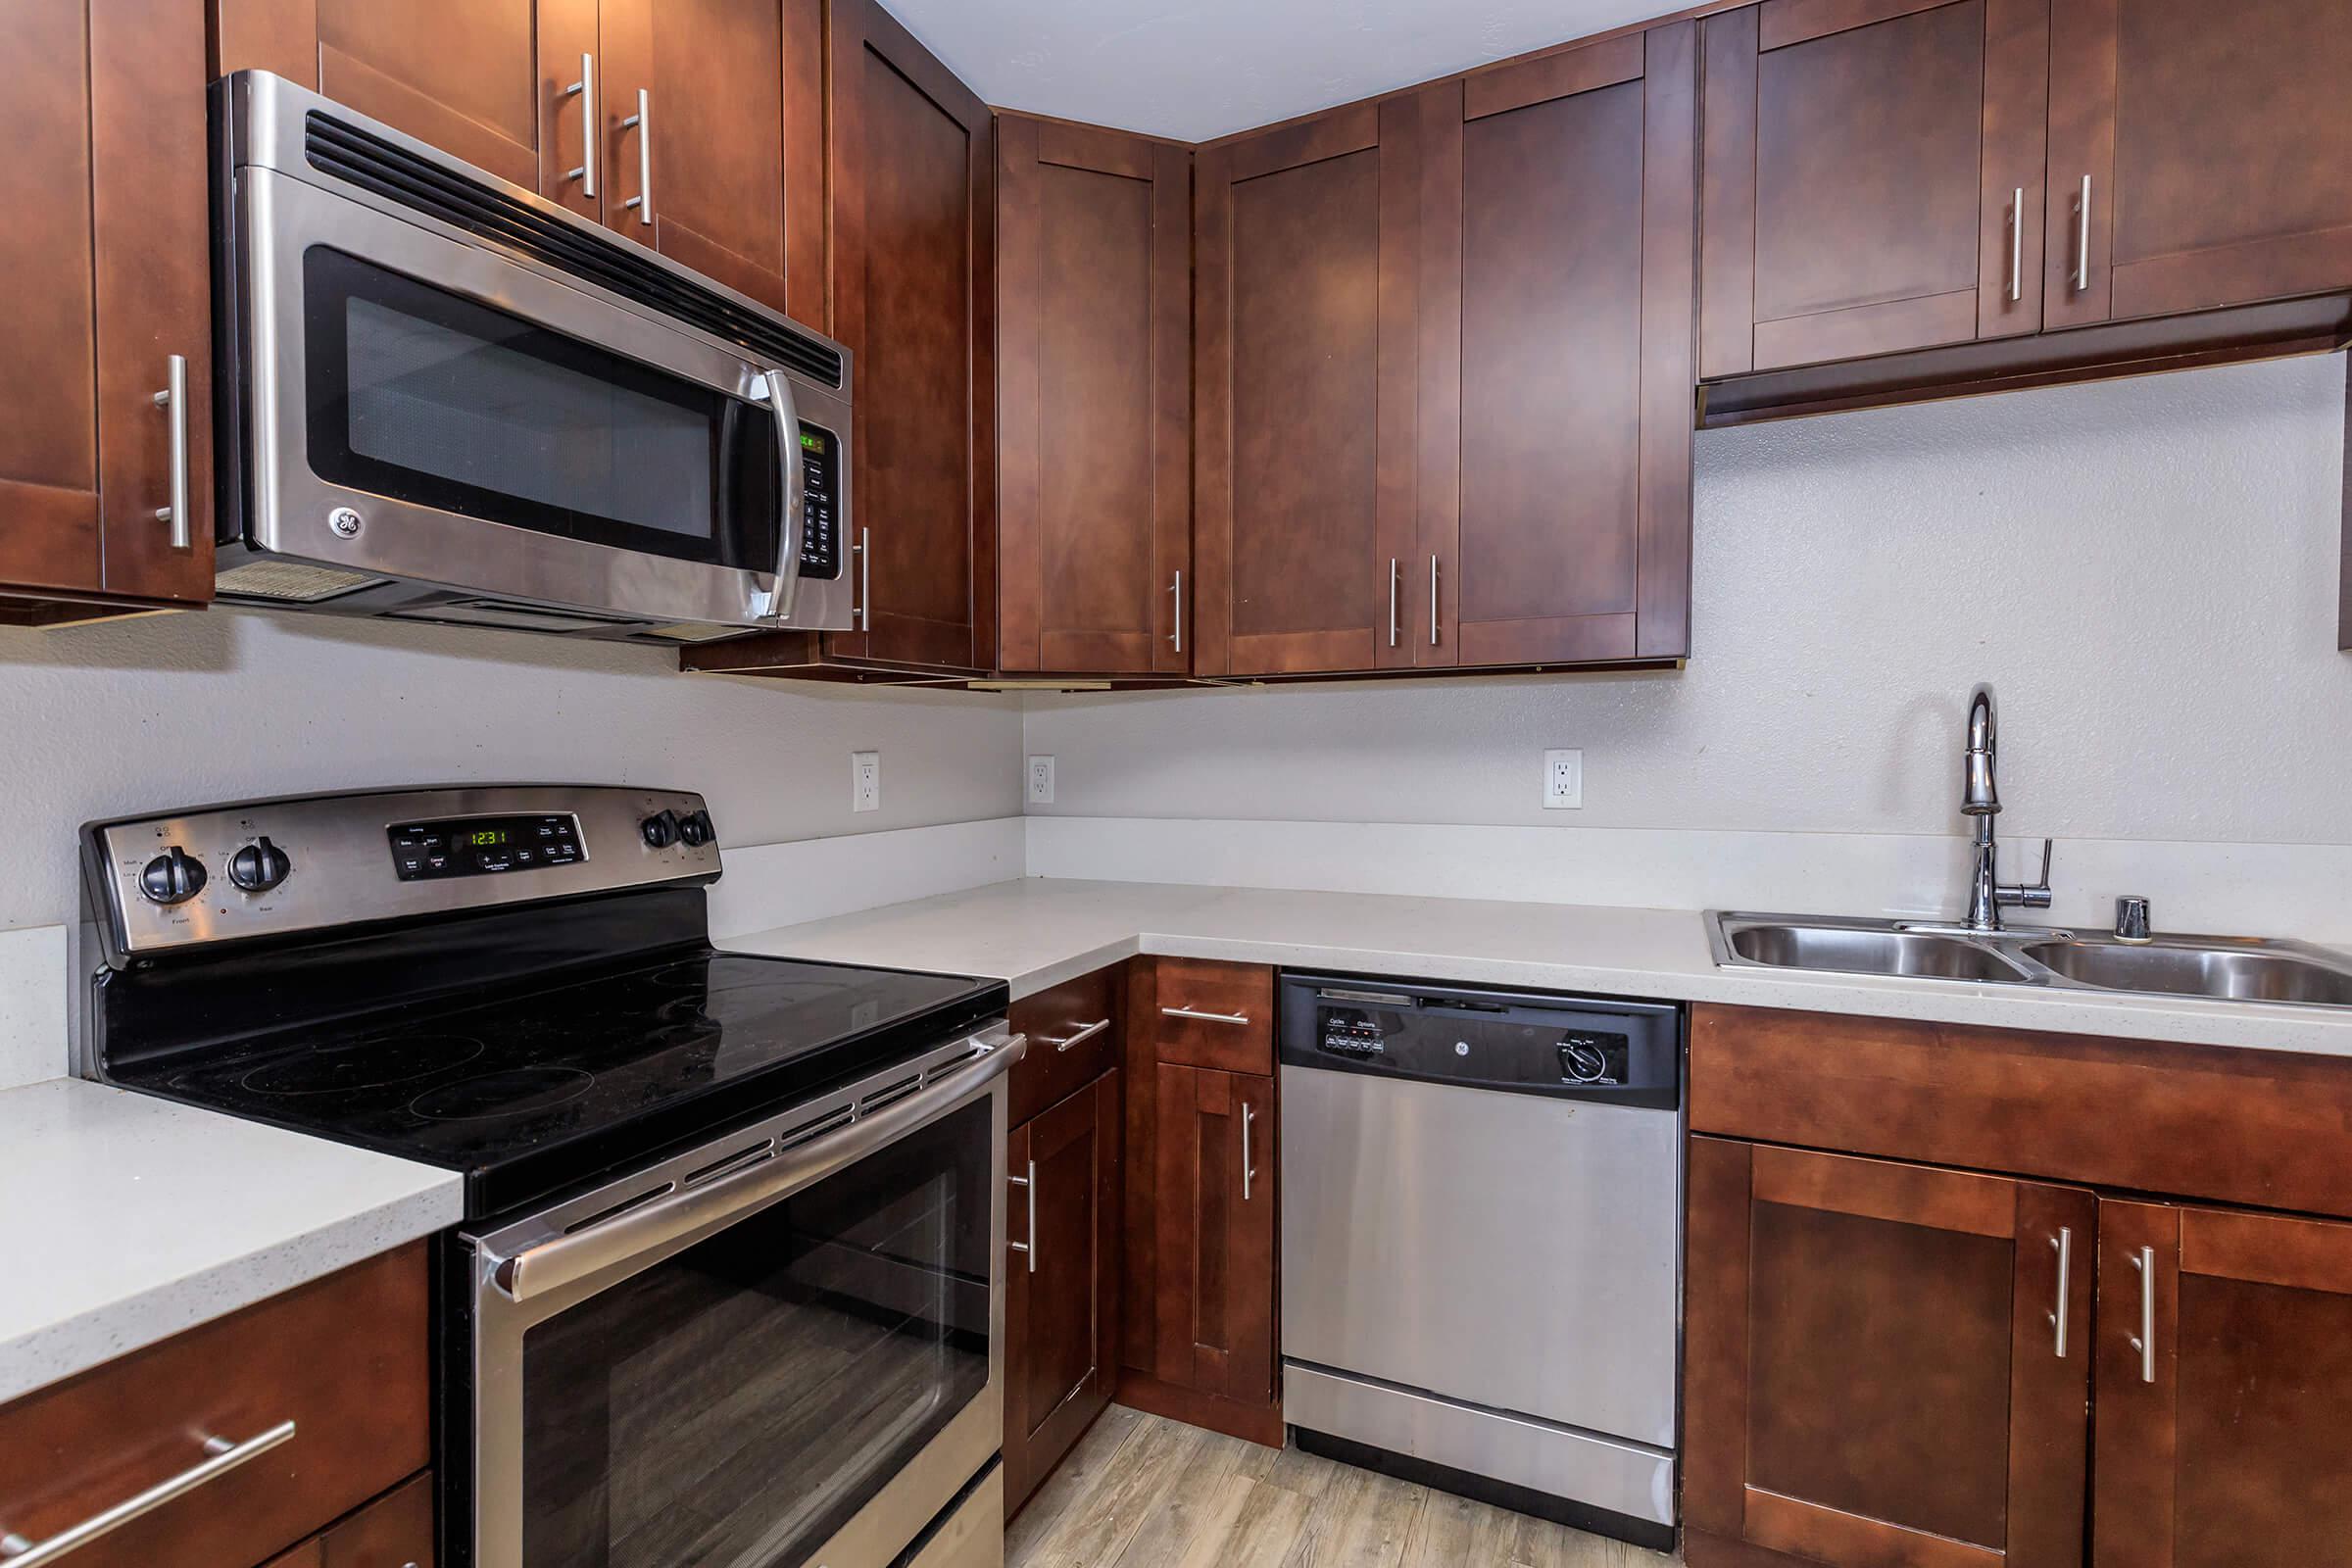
<box><xmin>304</xmin><ymin>248</ymin><xmax>780</xmax><ymax>571</ymax></box>
<box><xmin>519</xmin><ymin>1100</ymin><xmax>993</xmax><ymax>1567</ymax></box>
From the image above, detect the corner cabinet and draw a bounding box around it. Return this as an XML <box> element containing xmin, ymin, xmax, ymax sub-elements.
<box><xmin>1688</xmin><ymin>1004</ymin><xmax>2352</xmax><ymax>1568</ymax></box>
<box><xmin>2</xmin><ymin>0</ymin><xmax>213</xmax><ymax>623</ymax></box>
<box><xmin>1193</xmin><ymin>24</ymin><xmax>1698</xmax><ymax>678</ymax></box>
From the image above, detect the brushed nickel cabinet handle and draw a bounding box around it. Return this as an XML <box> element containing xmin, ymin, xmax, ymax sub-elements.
<box><xmin>151</xmin><ymin>355</ymin><xmax>188</xmax><ymax>549</ymax></box>
<box><xmin>564</xmin><ymin>52</ymin><xmax>597</xmax><ymax>198</ymax></box>
<box><xmin>2009</xmin><ymin>185</ymin><xmax>2024</xmax><ymax>303</ymax></box>
<box><xmin>2128</xmin><ymin>1244</ymin><xmax>2156</xmax><ymax>1383</ymax></box>
<box><xmin>1429</xmin><ymin>554</ymin><xmax>1441</xmax><ymax>646</ymax></box>
<box><xmin>0</xmin><ymin>1421</ymin><xmax>296</xmax><ymax>1565</ymax></box>
<box><xmin>1006</xmin><ymin>1158</ymin><xmax>1036</xmax><ymax>1273</ymax></box>
<box><xmin>856</xmin><ymin>527</ymin><xmax>870</xmax><ymax>629</ymax></box>
<box><xmin>1387</xmin><ymin>558</ymin><xmax>1399</xmax><ymax>648</ymax></box>
<box><xmin>621</xmin><ymin>88</ymin><xmax>652</xmax><ymax>224</ymax></box>
<box><xmin>1162</xmin><ymin>1005</ymin><xmax>1250</xmax><ymax>1026</ymax></box>
<box><xmin>1170</xmin><ymin>570</ymin><xmax>1183</xmax><ymax>654</ymax></box>
<box><xmin>2047</xmin><ymin>1227</ymin><xmax>2072</xmax><ymax>1358</ymax></box>
<box><xmin>1241</xmin><ymin>1102</ymin><xmax>1256</xmax><ymax>1201</ymax></box>
<box><xmin>1045</xmin><ymin>1018</ymin><xmax>1111</xmax><ymax>1054</ymax></box>
<box><xmin>2075</xmin><ymin>174</ymin><xmax>2092</xmax><ymax>294</ymax></box>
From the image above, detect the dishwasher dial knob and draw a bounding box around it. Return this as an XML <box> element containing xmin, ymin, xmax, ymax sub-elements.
<box><xmin>1560</xmin><ymin>1039</ymin><xmax>1610</xmax><ymax>1084</ymax></box>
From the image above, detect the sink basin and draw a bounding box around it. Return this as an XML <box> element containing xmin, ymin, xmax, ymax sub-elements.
<box><xmin>1712</xmin><ymin>911</ymin><xmax>2352</xmax><ymax>1009</ymax></box>
<box><xmin>1722</xmin><ymin>920</ymin><xmax>2034</xmax><ymax>984</ymax></box>
<box><xmin>2019</xmin><ymin>940</ymin><xmax>2352</xmax><ymax>1006</ymax></box>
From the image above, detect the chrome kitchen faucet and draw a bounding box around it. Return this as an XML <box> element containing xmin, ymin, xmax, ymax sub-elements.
<box><xmin>1958</xmin><ymin>685</ymin><xmax>2053</xmax><ymax>932</ymax></box>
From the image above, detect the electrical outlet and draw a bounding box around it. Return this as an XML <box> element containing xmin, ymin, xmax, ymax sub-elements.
<box><xmin>852</xmin><ymin>751</ymin><xmax>880</xmax><ymax>813</ymax></box>
<box><xmin>1026</xmin><ymin>755</ymin><xmax>1055</xmax><ymax>805</ymax></box>
<box><xmin>1544</xmin><ymin>750</ymin><xmax>1584</xmax><ymax>809</ymax></box>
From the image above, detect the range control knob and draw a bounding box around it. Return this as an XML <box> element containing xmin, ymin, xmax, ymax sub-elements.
<box><xmin>678</xmin><ymin>808</ymin><xmax>715</xmax><ymax>848</ymax></box>
<box><xmin>228</xmin><ymin>836</ymin><xmax>292</xmax><ymax>894</ymax></box>
<box><xmin>1560</xmin><ymin>1040</ymin><xmax>1609</xmax><ymax>1084</ymax></box>
<box><xmin>138</xmin><ymin>847</ymin><xmax>209</xmax><ymax>906</ymax></box>
<box><xmin>641</xmin><ymin>809</ymin><xmax>682</xmax><ymax>849</ymax></box>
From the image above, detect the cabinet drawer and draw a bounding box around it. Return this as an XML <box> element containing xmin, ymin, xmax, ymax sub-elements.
<box><xmin>1136</xmin><ymin>957</ymin><xmax>1274</xmax><ymax>1075</ymax></box>
<box><xmin>263</xmin><ymin>1473</ymin><xmax>434</xmax><ymax>1568</ymax></box>
<box><xmin>0</xmin><ymin>1244</ymin><xmax>428</xmax><ymax>1568</ymax></box>
<box><xmin>1009</xmin><ymin>964</ymin><xmax>1121</xmax><ymax>1124</ymax></box>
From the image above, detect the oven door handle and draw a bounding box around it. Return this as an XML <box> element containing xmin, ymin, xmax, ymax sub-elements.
<box><xmin>485</xmin><ymin>1031</ymin><xmax>1025</xmax><ymax>1304</ymax></box>
<box><xmin>752</xmin><ymin>369</ymin><xmax>808</xmax><ymax>623</ymax></box>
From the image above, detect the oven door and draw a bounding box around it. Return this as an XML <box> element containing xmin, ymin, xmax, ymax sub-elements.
<box><xmin>230</xmin><ymin>160</ymin><xmax>829</xmax><ymax>631</ymax></box>
<box><xmin>466</xmin><ymin>1035</ymin><xmax>1019</xmax><ymax>1568</ymax></box>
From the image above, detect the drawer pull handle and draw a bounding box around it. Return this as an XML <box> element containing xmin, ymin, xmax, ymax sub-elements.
<box><xmin>0</xmin><ymin>1420</ymin><xmax>295</xmax><ymax>1564</ymax></box>
<box><xmin>1044</xmin><ymin>1018</ymin><xmax>1111</xmax><ymax>1054</ymax></box>
<box><xmin>1163</xmin><ymin>1006</ymin><xmax>1250</xmax><ymax>1026</ymax></box>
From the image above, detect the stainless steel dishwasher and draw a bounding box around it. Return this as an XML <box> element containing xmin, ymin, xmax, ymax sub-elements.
<box><xmin>1278</xmin><ymin>973</ymin><xmax>1683</xmax><ymax>1550</ymax></box>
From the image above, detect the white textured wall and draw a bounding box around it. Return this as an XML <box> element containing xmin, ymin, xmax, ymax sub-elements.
<box><xmin>0</xmin><ymin>609</ymin><xmax>1022</xmax><ymax>931</ymax></box>
<box><xmin>1025</xmin><ymin>354</ymin><xmax>2352</xmax><ymax>847</ymax></box>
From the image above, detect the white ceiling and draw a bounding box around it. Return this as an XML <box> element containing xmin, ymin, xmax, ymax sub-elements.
<box><xmin>881</xmin><ymin>0</ymin><xmax>1701</xmax><ymax>143</ymax></box>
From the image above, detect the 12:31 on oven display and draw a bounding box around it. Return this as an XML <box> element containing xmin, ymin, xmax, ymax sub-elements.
<box><xmin>388</xmin><ymin>814</ymin><xmax>583</xmax><ymax>880</ymax></box>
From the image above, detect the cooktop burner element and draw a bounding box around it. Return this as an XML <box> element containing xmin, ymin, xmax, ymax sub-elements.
<box><xmin>80</xmin><ymin>785</ymin><xmax>1010</xmax><ymax>1216</ymax></box>
<box><xmin>238</xmin><ymin>1035</ymin><xmax>485</xmax><ymax>1095</ymax></box>
<box><xmin>411</xmin><ymin>1066</ymin><xmax>597</xmax><ymax>1120</ymax></box>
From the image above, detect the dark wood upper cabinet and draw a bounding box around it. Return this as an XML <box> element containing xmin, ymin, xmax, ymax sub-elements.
<box><xmin>825</xmin><ymin>0</ymin><xmax>996</xmax><ymax>670</ymax></box>
<box><xmin>1414</xmin><ymin>23</ymin><xmax>1696</xmax><ymax>667</ymax></box>
<box><xmin>997</xmin><ymin>117</ymin><xmax>1192</xmax><ymax>677</ymax></box>
<box><xmin>1700</xmin><ymin>0</ymin><xmax>2050</xmax><ymax>377</ymax></box>
<box><xmin>2047</xmin><ymin>0</ymin><xmax>2352</xmax><ymax>329</ymax></box>
<box><xmin>2094</xmin><ymin>1201</ymin><xmax>2352</xmax><ymax>1568</ymax></box>
<box><xmin>594</xmin><ymin>0</ymin><xmax>790</xmax><ymax>309</ymax></box>
<box><xmin>1004</xmin><ymin>1069</ymin><xmax>1121</xmax><ymax>1517</ymax></box>
<box><xmin>2</xmin><ymin>0</ymin><xmax>212</xmax><ymax>620</ymax></box>
<box><xmin>1686</xmin><ymin>1138</ymin><xmax>2094</xmax><ymax>1568</ymax></box>
<box><xmin>1194</xmin><ymin>103</ymin><xmax>1418</xmax><ymax>678</ymax></box>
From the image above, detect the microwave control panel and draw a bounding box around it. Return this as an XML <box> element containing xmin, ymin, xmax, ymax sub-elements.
<box><xmin>798</xmin><ymin>421</ymin><xmax>843</xmax><ymax>580</ymax></box>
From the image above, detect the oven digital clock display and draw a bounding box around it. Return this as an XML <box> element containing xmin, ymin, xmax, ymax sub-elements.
<box><xmin>388</xmin><ymin>814</ymin><xmax>583</xmax><ymax>881</ymax></box>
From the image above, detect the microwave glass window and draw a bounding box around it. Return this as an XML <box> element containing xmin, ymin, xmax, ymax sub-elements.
<box><xmin>305</xmin><ymin>249</ymin><xmax>781</xmax><ymax>573</ymax></box>
<box><xmin>343</xmin><ymin>294</ymin><xmax>712</xmax><ymax>538</ymax></box>
<box><xmin>517</xmin><ymin>1099</ymin><xmax>993</xmax><ymax>1567</ymax></box>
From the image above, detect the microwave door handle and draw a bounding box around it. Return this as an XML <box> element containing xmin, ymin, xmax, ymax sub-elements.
<box><xmin>757</xmin><ymin>370</ymin><xmax>808</xmax><ymax>621</ymax></box>
<box><xmin>483</xmin><ymin>1031</ymin><xmax>1026</xmax><ymax>1304</ymax></box>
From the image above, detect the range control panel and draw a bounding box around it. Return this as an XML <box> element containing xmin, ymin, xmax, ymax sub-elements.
<box><xmin>82</xmin><ymin>785</ymin><xmax>720</xmax><ymax>964</ymax></box>
<box><xmin>1281</xmin><ymin>975</ymin><xmax>1681</xmax><ymax>1109</ymax></box>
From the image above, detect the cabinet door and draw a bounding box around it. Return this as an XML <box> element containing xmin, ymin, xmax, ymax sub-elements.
<box><xmin>1195</xmin><ymin>103</ymin><xmax>1417</xmax><ymax>677</ymax></box>
<box><xmin>597</xmin><ymin>0</ymin><xmax>790</xmax><ymax>310</ymax></box>
<box><xmin>998</xmin><ymin>118</ymin><xmax>1192</xmax><ymax>676</ymax></box>
<box><xmin>1004</xmin><ymin>1071</ymin><xmax>1121</xmax><ymax>1516</ymax></box>
<box><xmin>1698</xmin><ymin>0</ymin><xmax>2049</xmax><ymax>377</ymax></box>
<box><xmin>1414</xmin><ymin>23</ymin><xmax>1695</xmax><ymax>668</ymax></box>
<box><xmin>1686</xmin><ymin>1139</ymin><xmax>2093</xmax><ymax>1568</ymax></box>
<box><xmin>1149</xmin><ymin>1065</ymin><xmax>1275</xmax><ymax>1405</ymax></box>
<box><xmin>2046</xmin><ymin>0</ymin><xmax>2352</xmax><ymax>328</ymax></box>
<box><xmin>2093</xmin><ymin>1201</ymin><xmax>2352</xmax><ymax>1568</ymax></box>
<box><xmin>826</xmin><ymin>0</ymin><xmax>995</xmax><ymax>670</ymax></box>
<box><xmin>0</xmin><ymin>0</ymin><xmax>102</xmax><ymax>601</ymax></box>
<box><xmin>216</xmin><ymin>0</ymin><xmax>542</xmax><ymax>190</ymax></box>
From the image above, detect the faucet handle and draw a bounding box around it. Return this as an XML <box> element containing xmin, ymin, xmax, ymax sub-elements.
<box><xmin>1999</xmin><ymin>838</ymin><xmax>2055</xmax><ymax>912</ymax></box>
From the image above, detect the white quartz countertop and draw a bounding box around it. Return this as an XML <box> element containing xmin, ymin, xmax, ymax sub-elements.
<box><xmin>728</xmin><ymin>877</ymin><xmax>2352</xmax><ymax>1059</ymax></box>
<box><xmin>0</xmin><ymin>1078</ymin><xmax>462</xmax><ymax>1405</ymax></box>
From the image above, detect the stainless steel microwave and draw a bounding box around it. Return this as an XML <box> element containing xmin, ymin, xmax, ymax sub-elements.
<box><xmin>211</xmin><ymin>71</ymin><xmax>854</xmax><ymax>643</ymax></box>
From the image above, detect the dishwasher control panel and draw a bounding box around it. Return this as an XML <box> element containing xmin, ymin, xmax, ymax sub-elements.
<box><xmin>1281</xmin><ymin>975</ymin><xmax>1680</xmax><ymax>1108</ymax></box>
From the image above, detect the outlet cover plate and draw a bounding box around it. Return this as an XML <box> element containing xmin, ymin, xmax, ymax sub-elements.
<box><xmin>853</xmin><ymin>751</ymin><xmax>880</xmax><ymax>813</ymax></box>
<box><xmin>1544</xmin><ymin>749</ymin><xmax>1583</xmax><ymax>809</ymax></box>
<box><xmin>1027</xmin><ymin>755</ymin><xmax>1055</xmax><ymax>805</ymax></box>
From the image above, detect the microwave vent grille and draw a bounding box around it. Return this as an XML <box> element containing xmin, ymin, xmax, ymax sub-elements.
<box><xmin>302</xmin><ymin>112</ymin><xmax>845</xmax><ymax>390</ymax></box>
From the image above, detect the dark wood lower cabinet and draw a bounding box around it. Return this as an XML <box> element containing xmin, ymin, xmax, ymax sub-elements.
<box><xmin>1686</xmin><ymin>1138</ymin><xmax>2093</xmax><ymax>1568</ymax></box>
<box><xmin>1004</xmin><ymin>1070</ymin><xmax>1121</xmax><ymax>1516</ymax></box>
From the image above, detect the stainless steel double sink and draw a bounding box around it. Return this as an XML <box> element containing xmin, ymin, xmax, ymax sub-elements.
<box><xmin>1709</xmin><ymin>911</ymin><xmax>2352</xmax><ymax>1008</ymax></box>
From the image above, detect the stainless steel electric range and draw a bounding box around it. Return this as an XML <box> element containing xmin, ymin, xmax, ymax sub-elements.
<box><xmin>74</xmin><ymin>784</ymin><xmax>1020</xmax><ymax>1568</ymax></box>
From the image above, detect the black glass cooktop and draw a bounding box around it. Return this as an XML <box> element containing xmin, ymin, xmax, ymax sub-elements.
<box><xmin>106</xmin><ymin>948</ymin><xmax>1004</xmax><ymax>1215</ymax></box>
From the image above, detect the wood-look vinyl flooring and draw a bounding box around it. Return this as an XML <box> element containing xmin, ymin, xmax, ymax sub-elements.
<box><xmin>1006</xmin><ymin>1407</ymin><xmax>1679</xmax><ymax>1568</ymax></box>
